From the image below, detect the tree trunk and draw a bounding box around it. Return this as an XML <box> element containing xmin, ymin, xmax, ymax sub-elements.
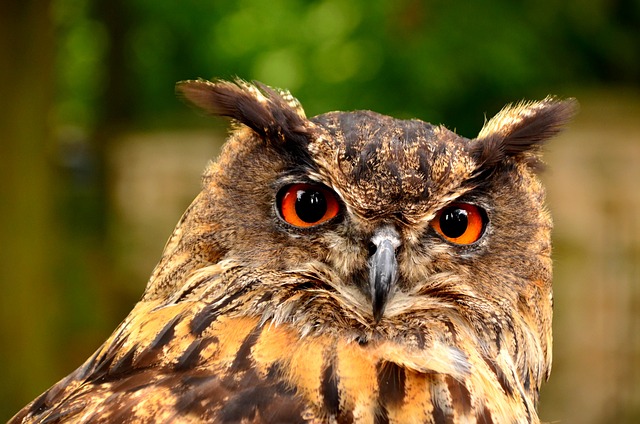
<box><xmin>0</xmin><ymin>0</ymin><xmax>58</xmax><ymax>419</ymax></box>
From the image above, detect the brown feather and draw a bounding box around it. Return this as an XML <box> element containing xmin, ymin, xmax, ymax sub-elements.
<box><xmin>10</xmin><ymin>79</ymin><xmax>575</xmax><ymax>423</ymax></box>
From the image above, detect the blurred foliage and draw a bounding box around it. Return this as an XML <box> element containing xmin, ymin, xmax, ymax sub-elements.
<box><xmin>2</xmin><ymin>0</ymin><xmax>640</xmax><ymax>422</ymax></box>
<box><xmin>54</xmin><ymin>0</ymin><xmax>640</xmax><ymax>134</ymax></box>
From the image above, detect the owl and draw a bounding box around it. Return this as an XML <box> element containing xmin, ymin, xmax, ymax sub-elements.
<box><xmin>10</xmin><ymin>79</ymin><xmax>576</xmax><ymax>424</ymax></box>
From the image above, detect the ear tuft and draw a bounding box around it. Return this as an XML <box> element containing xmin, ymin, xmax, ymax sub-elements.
<box><xmin>176</xmin><ymin>78</ymin><xmax>309</xmax><ymax>144</ymax></box>
<box><xmin>471</xmin><ymin>96</ymin><xmax>578</xmax><ymax>169</ymax></box>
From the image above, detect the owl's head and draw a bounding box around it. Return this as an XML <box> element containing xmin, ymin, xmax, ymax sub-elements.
<box><xmin>149</xmin><ymin>79</ymin><xmax>575</xmax><ymax>372</ymax></box>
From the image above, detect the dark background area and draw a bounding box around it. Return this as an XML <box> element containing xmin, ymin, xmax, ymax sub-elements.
<box><xmin>1</xmin><ymin>1</ymin><xmax>639</xmax><ymax>422</ymax></box>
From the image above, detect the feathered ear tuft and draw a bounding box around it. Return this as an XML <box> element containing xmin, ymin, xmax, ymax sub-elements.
<box><xmin>471</xmin><ymin>96</ymin><xmax>578</xmax><ymax>169</ymax></box>
<box><xmin>176</xmin><ymin>78</ymin><xmax>310</xmax><ymax>145</ymax></box>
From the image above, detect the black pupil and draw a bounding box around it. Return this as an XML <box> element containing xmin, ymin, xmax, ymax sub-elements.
<box><xmin>295</xmin><ymin>189</ymin><xmax>327</xmax><ymax>223</ymax></box>
<box><xmin>440</xmin><ymin>208</ymin><xmax>468</xmax><ymax>238</ymax></box>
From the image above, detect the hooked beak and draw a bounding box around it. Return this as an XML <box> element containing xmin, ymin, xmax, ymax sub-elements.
<box><xmin>368</xmin><ymin>226</ymin><xmax>400</xmax><ymax>323</ymax></box>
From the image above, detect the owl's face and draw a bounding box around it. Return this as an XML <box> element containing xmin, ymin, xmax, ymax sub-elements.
<box><xmin>158</xmin><ymin>80</ymin><xmax>571</xmax><ymax>360</ymax></box>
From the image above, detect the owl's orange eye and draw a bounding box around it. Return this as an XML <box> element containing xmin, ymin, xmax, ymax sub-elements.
<box><xmin>278</xmin><ymin>183</ymin><xmax>340</xmax><ymax>228</ymax></box>
<box><xmin>431</xmin><ymin>203</ymin><xmax>486</xmax><ymax>245</ymax></box>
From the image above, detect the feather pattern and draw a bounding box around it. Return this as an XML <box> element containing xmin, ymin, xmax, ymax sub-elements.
<box><xmin>10</xmin><ymin>79</ymin><xmax>576</xmax><ymax>423</ymax></box>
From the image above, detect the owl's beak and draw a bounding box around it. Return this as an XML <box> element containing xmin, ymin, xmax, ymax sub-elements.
<box><xmin>368</xmin><ymin>226</ymin><xmax>401</xmax><ymax>323</ymax></box>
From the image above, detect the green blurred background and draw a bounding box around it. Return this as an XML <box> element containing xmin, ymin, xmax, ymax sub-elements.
<box><xmin>1</xmin><ymin>0</ymin><xmax>639</xmax><ymax>422</ymax></box>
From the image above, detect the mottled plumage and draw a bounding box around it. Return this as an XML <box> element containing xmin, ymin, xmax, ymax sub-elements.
<box><xmin>10</xmin><ymin>79</ymin><xmax>577</xmax><ymax>423</ymax></box>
